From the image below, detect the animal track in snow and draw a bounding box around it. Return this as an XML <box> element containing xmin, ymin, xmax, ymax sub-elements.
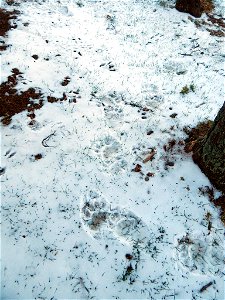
<box><xmin>161</xmin><ymin>59</ymin><xmax>188</xmax><ymax>75</ymax></box>
<box><xmin>92</xmin><ymin>91</ymin><xmax>124</xmax><ymax>127</ymax></box>
<box><xmin>80</xmin><ymin>191</ymin><xmax>152</xmax><ymax>247</ymax></box>
<box><xmin>175</xmin><ymin>232</ymin><xmax>224</xmax><ymax>276</ymax></box>
<box><xmin>91</xmin><ymin>135</ymin><xmax>127</xmax><ymax>173</ymax></box>
<box><xmin>103</xmin><ymin>104</ymin><xmax>124</xmax><ymax>128</ymax></box>
<box><xmin>136</xmin><ymin>84</ymin><xmax>164</xmax><ymax>110</ymax></box>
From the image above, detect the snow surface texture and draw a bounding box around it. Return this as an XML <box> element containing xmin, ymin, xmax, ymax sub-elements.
<box><xmin>1</xmin><ymin>0</ymin><xmax>225</xmax><ymax>299</ymax></box>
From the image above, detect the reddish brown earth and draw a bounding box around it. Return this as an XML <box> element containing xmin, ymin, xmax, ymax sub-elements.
<box><xmin>0</xmin><ymin>69</ymin><xmax>43</xmax><ymax>125</ymax></box>
<box><xmin>0</xmin><ymin>8</ymin><xmax>18</xmax><ymax>37</ymax></box>
<box><xmin>0</xmin><ymin>7</ymin><xmax>19</xmax><ymax>51</ymax></box>
<box><xmin>0</xmin><ymin>69</ymin><xmax>69</xmax><ymax>125</ymax></box>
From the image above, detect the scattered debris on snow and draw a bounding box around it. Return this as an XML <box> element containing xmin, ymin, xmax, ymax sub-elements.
<box><xmin>1</xmin><ymin>0</ymin><xmax>224</xmax><ymax>299</ymax></box>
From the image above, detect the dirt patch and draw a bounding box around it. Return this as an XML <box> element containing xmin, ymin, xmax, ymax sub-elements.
<box><xmin>188</xmin><ymin>14</ymin><xmax>225</xmax><ymax>37</ymax></box>
<box><xmin>61</xmin><ymin>76</ymin><xmax>71</xmax><ymax>86</ymax></box>
<box><xmin>0</xmin><ymin>69</ymin><xmax>69</xmax><ymax>125</ymax></box>
<box><xmin>0</xmin><ymin>5</ymin><xmax>20</xmax><ymax>52</ymax></box>
<box><xmin>0</xmin><ymin>8</ymin><xmax>18</xmax><ymax>37</ymax></box>
<box><xmin>207</xmin><ymin>14</ymin><xmax>225</xmax><ymax>28</ymax></box>
<box><xmin>0</xmin><ymin>69</ymin><xmax>43</xmax><ymax>125</ymax></box>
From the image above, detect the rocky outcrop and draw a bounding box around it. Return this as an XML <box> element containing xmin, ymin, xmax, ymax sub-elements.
<box><xmin>175</xmin><ymin>0</ymin><xmax>203</xmax><ymax>18</ymax></box>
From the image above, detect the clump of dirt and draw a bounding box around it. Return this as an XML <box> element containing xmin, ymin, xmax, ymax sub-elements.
<box><xmin>0</xmin><ymin>5</ymin><xmax>20</xmax><ymax>52</ymax></box>
<box><xmin>34</xmin><ymin>153</ymin><xmax>42</xmax><ymax>160</ymax></box>
<box><xmin>0</xmin><ymin>69</ymin><xmax>69</xmax><ymax>125</ymax></box>
<box><xmin>183</xmin><ymin>120</ymin><xmax>213</xmax><ymax>153</ymax></box>
<box><xmin>31</xmin><ymin>54</ymin><xmax>39</xmax><ymax>60</ymax></box>
<box><xmin>47</xmin><ymin>93</ymin><xmax>67</xmax><ymax>103</ymax></box>
<box><xmin>132</xmin><ymin>164</ymin><xmax>142</xmax><ymax>173</ymax></box>
<box><xmin>61</xmin><ymin>76</ymin><xmax>71</xmax><ymax>86</ymax></box>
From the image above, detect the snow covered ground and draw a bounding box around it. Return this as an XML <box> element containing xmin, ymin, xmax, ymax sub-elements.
<box><xmin>1</xmin><ymin>0</ymin><xmax>224</xmax><ymax>299</ymax></box>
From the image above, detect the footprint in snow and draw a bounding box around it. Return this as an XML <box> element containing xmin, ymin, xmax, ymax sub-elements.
<box><xmin>80</xmin><ymin>191</ymin><xmax>152</xmax><ymax>247</ymax></box>
<box><xmin>92</xmin><ymin>91</ymin><xmax>124</xmax><ymax>128</ymax></box>
<box><xmin>161</xmin><ymin>60</ymin><xmax>188</xmax><ymax>75</ymax></box>
<box><xmin>175</xmin><ymin>232</ymin><xmax>224</xmax><ymax>276</ymax></box>
<box><xmin>91</xmin><ymin>135</ymin><xmax>127</xmax><ymax>173</ymax></box>
<box><xmin>103</xmin><ymin>104</ymin><xmax>124</xmax><ymax>128</ymax></box>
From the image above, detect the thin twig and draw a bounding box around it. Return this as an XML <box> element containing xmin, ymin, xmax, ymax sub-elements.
<box><xmin>42</xmin><ymin>131</ymin><xmax>56</xmax><ymax>147</ymax></box>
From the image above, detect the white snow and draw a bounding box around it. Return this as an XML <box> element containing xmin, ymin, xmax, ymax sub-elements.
<box><xmin>1</xmin><ymin>0</ymin><xmax>224</xmax><ymax>299</ymax></box>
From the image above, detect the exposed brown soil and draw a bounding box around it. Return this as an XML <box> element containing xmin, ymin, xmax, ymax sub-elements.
<box><xmin>47</xmin><ymin>93</ymin><xmax>67</xmax><ymax>103</ymax></box>
<box><xmin>188</xmin><ymin>14</ymin><xmax>225</xmax><ymax>37</ymax></box>
<box><xmin>132</xmin><ymin>164</ymin><xmax>142</xmax><ymax>173</ymax></box>
<box><xmin>0</xmin><ymin>8</ymin><xmax>18</xmax><ymax>37</ymax></box>
<box><xmin>0</xmin><ymin>8</ymin><xmax>19</xmax><ymax>51</ymax></box>
<box><xmin>0</xmin><ymin>69</ymin><xmax>43</xmax><ymax>125</ymax></box>
<box><xmin>0</xmin><ymin>69</ymin><xmax>69</xmax><ymax>125</ymax></box>
<box><xmin>207</xmin><ymin>14</ymin><xmax>225</xmax><ymax>28</ymax></box>
<box><xmin>34</xmin><ymin>153</ymin><xmax>43</xmax><ymax>160</ymax></box>
<box><xmin>207</xmin><ymin>29</ymin><xmax>225</xmax><ymax>37</ymax></box>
